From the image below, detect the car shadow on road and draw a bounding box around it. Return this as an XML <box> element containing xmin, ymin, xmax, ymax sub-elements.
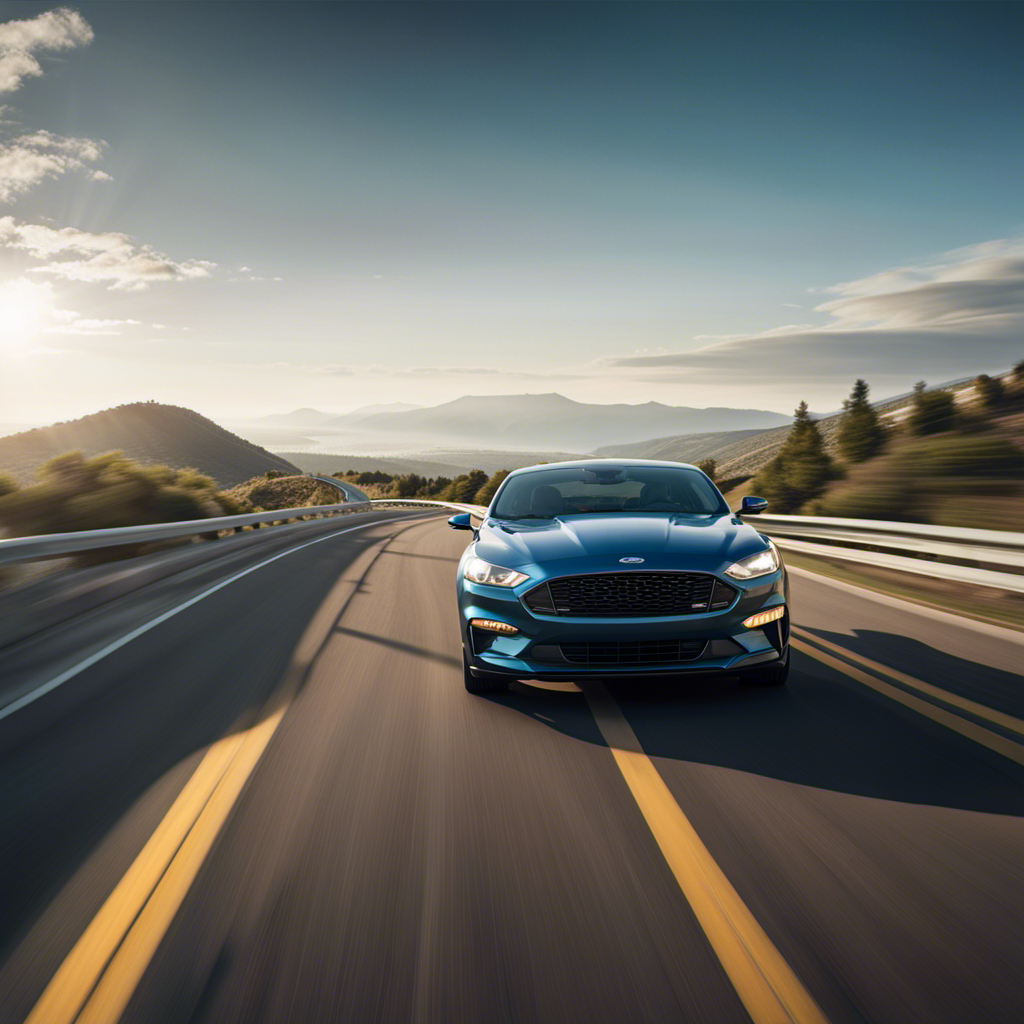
<box><xmin>481</xmin><ymin>639</ymin><xmax>1024</xmax><ymax>816</ymax></box>
<box><xmin>798</xmin><ymin>626</ymin><xmax>1024</xmax><ymax>721</ymax></box>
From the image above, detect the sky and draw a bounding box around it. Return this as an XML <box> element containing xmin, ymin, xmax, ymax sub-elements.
<box><xmin>1</xmin><ymin>0</ymin><xmax>1023</xmax><ymax>424</ymax></box>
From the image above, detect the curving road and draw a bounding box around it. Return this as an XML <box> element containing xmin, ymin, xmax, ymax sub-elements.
<box><xmin>0</xmin><ymin>510</ymin><xmax>1022</xmax><ymax>1024</ymax></box>
<box><xmin>312</xmin><ymin>474</ymin><xmax>371</xmax><ymax>503</ymax></box>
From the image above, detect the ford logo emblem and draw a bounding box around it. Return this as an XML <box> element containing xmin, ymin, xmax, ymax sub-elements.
<box><xmin>619</xmin><ymin>557</ymin><xmax>645</xmax><ymax>564</ymax></box>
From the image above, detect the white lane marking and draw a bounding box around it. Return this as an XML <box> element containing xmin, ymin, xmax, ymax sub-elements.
<box><xmin>0</xmin><ymin>513</ymin><xmax>431</xmax><ymax>723</ymax></box>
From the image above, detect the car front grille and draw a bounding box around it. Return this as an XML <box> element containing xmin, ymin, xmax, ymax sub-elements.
<box><xmin>522</xmin><ymin>572</ymin><xmax>734</xmax><ymax>618</ymax></box>
<box><xmin>558</xmin><ymin>639</ymin><xmax>708</xmax><ymax>665</ymax></box>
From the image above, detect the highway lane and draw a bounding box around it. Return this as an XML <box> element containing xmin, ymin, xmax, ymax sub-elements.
<box><xmin>0</xmin><ymin>513</ymin><xmax>1022</xmax><ymax>1023</ymax></box>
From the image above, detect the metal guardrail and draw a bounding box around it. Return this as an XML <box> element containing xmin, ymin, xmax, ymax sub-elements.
<box><xmin>753</xmin><ymin>513</ymin><xmax>1024</xmax><ymax>594</ymax></box>
<box><xmin>2</xmin><ymin>497</ymin><xmax>1020</xmax><ymax>593</ymax></box>
<box><xmin>0</xmin><ymin>499</ymin><xmax>482</xmax><ymax>566</ymax></box>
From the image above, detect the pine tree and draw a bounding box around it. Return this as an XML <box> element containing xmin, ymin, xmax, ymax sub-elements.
<box><xmin>837</xmin><ymin>379</ymin><xmax>884</xmax><ymax>462</ymax></box>
<box><xmin>750</xmin><ymin>402</ymin><xmax>838</xmax><ymax>512</ymax></box>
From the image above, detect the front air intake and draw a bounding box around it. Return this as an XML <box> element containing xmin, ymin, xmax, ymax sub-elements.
<box><xmin>522</xmin><ymin>572</ymin><xmax>735</xmax><ymax>618</ymax></box>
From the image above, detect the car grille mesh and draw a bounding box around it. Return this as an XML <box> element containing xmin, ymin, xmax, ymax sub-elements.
<box><xmin>523</xmin><ymin>572</ymin><xmax>731</xmax><ymax>618</ymax></box>
<box><xmin>558</xmin><ymin>639</ymin><xmax>708</xmax><ymax>665</ymax></box>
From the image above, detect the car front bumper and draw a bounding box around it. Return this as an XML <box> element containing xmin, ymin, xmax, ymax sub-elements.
<box><xmin>458</xmin><ymin>570</ymin><xmax>788</xmax><ymax>680</ymax></box>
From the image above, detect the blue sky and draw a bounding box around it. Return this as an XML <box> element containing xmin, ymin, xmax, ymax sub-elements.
<box><xmin>1</xmin><ymin>1</ymin><xmax>1023</xmax><ymax>422</ymax></box>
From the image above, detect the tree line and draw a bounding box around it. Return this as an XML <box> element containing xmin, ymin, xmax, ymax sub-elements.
<box><xmin>748</xmin><ymin>360</ymin><xmax>1024</xmax><ymax>515</ymax></box>
<box><xmin>334</xmin><ymin>468</ymin><xmax>512</xmax><ymax>506</ymax></box>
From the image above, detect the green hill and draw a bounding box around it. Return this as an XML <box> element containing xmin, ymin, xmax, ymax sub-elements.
<box><xmin>0</xmin><ymin>403</ymin><xmax>300</xmax><ymax>489</ymax></box>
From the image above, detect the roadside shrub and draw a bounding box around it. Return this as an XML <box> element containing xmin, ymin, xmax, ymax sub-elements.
<box><xmin>909</xmin><ymin>381</ymin><xmax>955</xmax><ymax>435</ymax></box>
<box><xmin>0</xmin><ymin>449</ymin><xmax>227</xmax><ymax>555</ymax></box>
<box><xmin>0</xmin><ymin>472</ymin><xmax>19</xmax><ymax>499</ymax></box>
<box><xmin>694</xmin><ymin>458</ymin><xmax>716</xmax><ymax>481</ymax></box>
<box><xmin>974</xmin><ymin>374</ymin><xmax>1005</xmax><ymax>409</ymax></box>
<box><xmin>1014</xmin><ymin>359</ymin><xmax>1024</xmax><ymax>385</ymax></box>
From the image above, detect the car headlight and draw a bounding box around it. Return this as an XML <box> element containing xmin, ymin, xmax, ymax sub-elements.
<box><xmin>463</xmin><ymin>556</ymin><xmax>530</xmax><ymax>587</ymax></box>
<box><xmin>724</xmin><ymin>543</ymin><xmax>780</xmax><ymax>580</ymax></box>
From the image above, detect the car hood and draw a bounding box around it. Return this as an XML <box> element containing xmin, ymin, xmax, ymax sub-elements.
<box><xmin>474</xmin><ymin>512</ymin><xmax>769</xmax><ymax>576</ymax></box>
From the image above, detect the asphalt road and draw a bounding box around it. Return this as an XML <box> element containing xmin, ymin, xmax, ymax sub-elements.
<box><xmin>312</xmin><ymin>474</ymin><xmax>371</xmax><ymax>503</ymax></box>
<box><xmin>0</xmin><ymin>510</ymin><xmax>1022</xmax><ymax>1024</ymax></box>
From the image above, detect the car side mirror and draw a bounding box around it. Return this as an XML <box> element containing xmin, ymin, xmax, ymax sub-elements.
<box><xmin>736</xmin><ymin>495</ymin><xmax>768</xmax><ymax>516</ymax></box>
<box><xmin>448</xmin><ymin>513</ymin><xmax>474</xmax><ymax>530</ymax></box>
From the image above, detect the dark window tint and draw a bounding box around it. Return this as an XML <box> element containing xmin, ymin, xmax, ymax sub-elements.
<box><xmin>492</xmin><ymin>466</ymin><xmax>726</xmax><ymax>518</ymax></box>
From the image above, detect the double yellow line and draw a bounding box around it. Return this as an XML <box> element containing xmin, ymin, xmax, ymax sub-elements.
<box><xmin>791</xmin><ymin>627</ymin><xmax>1024</xmax><ymax>767</ymax></box>
<box><xmin>24</xmin><ymin>523</ymin><xmax>406</xmax><ymax>1024</ymax></box>
<box><xmin>26</xmin><ymin>702</ymin><xmax>289</xmax><ymax>1024</ymax></box>
<box><xmin>585</xmin><ymin>682</ymin><xmax>831</xmax><ymax>1024</ymax></box>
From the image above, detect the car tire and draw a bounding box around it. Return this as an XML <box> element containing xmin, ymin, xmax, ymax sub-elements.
<box><xmin>463</xmin><ymin>649</ymin><xmax>510</xmax><ymax>694</ymax></box>
<box><xmin>740</xmin><ymin>648</ymin><xmax>790</xmax><ymax>687</ymax></box>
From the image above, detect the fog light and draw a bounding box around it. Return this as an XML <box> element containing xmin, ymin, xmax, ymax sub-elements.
<box><xmin>470</xmin><ymin>618</ymin><xmax>520</xmax><ymax>635</ymax></box>
<box><xmin>743</xmin><ymin>606</ymin><xmax>785</xmax><ymax>629</ymax></box>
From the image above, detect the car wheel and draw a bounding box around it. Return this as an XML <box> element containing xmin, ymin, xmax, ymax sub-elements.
<box><xmin>463</xmin><ymin>648</ymin><xmax>510</xmax><ymax>694</ymax></box>
<box><xmin>740</xmin><ymin>648</ymin><xmax>790</xmax><ymax>687</ymax></box>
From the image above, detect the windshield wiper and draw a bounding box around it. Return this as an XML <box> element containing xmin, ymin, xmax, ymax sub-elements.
<box><xmin>500</xmin><ymin>513</ymin><xmax>554</xmax><ymax>521</ymax></box>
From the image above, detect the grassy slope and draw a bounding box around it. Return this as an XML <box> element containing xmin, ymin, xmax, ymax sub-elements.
<box><xmin>222</xmin><ymin>475</ymin><xmax>340</xmax><ymax>512</ymax></box>
<box><xmin>0</xmin><ymin>404</ymin><xmax>299</xmax><ymax>488</ymax></box>
<box><xmin>807</xmin><ymin>385</ymin><xmax>1024</xmax><ymax>531</ymax></box>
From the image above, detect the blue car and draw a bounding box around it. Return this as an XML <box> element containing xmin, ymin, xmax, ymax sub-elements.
<box><xmin>448</xmin><ymin>459</ymin><xmax>789</xmax><ymax>693</ymax></box>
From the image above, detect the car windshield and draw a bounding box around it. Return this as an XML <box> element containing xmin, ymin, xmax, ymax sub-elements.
<box><xmin>491</xmin><ymin>466</ymin><xmax>728</xmax><ymax>518</ymax></box>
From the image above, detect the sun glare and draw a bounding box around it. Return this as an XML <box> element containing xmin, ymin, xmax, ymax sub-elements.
<box><xmin>0</xmin><ymin>279</ymin><xmax>52</xmax><ymax>352</ymax></box>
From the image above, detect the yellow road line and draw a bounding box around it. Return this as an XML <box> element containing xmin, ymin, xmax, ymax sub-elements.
<box><xmin>584</xmin><ymin>681</ymin><xmax>830</xmax><ymax>1024</ymax></box>
<box><xmin>24</xmin><ymin>525</ymin><xmax>408</xmax><ymax>1024</ymax></box>
<box><xmin>792</xmin><ymin>638</ymin><xmax>1024</xmax><ymax>767</ymax></box>
<box><xmin>23</xmin><ymin>725</ymin><xmax>249</xmax><ymax>1024</ymax></box>
<box><xmin>791</xmin><ymin>626</ymin><xmax>1024</xmax><ymax>739</ymax></box>
<box><xmin>76</xmin><ymin>702</ymin><xmax>288</xmax><ymax>1024</ymax></box>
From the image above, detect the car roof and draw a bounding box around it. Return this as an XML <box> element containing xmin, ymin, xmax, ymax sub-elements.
<box><xmin>505</xmin><ymin>458</ymin><xmax>700</xmax><ymax>477</ymax></box>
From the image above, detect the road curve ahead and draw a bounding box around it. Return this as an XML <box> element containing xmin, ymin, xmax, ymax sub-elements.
<box><xmin>0</xmin><ymin>511</ymin><xmax>1022</xmax><ymax>1024</ymax></box>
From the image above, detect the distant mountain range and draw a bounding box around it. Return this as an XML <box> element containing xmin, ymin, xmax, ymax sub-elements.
<box><xmin>280</xmin><ymin>447</ymin><xmax>592</xmax><ymax>478</ymax></box>
<box><xmin>257</xmin><ymin>403</ymin><xmax>422</xmax><ymax>429</ymax></box>
<box><xmin>0</xmin><ymin>403</ymin><xmax>299</xmax><ymax>488</ymax></box>
<box><xmin>320</xmin><ymin>393</ymin><xmax>791</xmax><ymax>452</ymax></box>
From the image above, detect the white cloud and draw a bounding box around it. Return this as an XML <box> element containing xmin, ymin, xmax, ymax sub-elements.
<box><xmin>0</xmin><ymin>129</ymin><xmax>108</xmax><ymax>200</ymax></box>
<box><xmin>0</xmin><ymin>9</ymin><xmax>104</xmax><ymax>198</ymax></box>
<box><xmin>606</xmin><ymin>237</ymin><xmax>1024</xmax><ymax>386</ymax></box>
<box><xmin>0</xmin><ymin>216</ymin><xmax>215</xmax><ymax>290</ymax></box>
<box><xmin>0</xmin><ymin>7</ymin><xmax>93</xmax><ymax>95</ymax></box>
